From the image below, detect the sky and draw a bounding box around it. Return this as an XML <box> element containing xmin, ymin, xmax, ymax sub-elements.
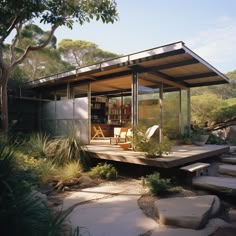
<box><xmin>41</xmin><ymin>0</ymin><xmax>236</xmax><ymax>73</ymax></box>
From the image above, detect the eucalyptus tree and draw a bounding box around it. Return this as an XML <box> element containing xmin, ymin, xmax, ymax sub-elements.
<box><xmin>0</xmin><ymin>0</ymin><xmax>118</xmax><ymax>131</ymax></box>
<box><xmin>58</xmin><ymin>39</ymin><xmax>120</xmax><ymax>67</ymax></box>
<box><xmin>17</xmin><ymin>24</ymin><xmax>74</xmax><ymax>80</ymax></box>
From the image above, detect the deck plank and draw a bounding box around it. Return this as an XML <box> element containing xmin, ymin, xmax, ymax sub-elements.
<box><xmin>85</xmin><ymin>144</ymin><xmax>230</xmax><ymax>168</ymax></box>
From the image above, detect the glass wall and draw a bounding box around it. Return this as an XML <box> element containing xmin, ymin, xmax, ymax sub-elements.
<box><xmin>138</xmin><ymin>73</ymin><xmax>160</xmax><ymax>127</ymax></box>
<box><xmin>137</xmin><ymin>72</ymin><xmax>190</xmax><ymax>140</ymax></box>
<box><xmin>163</xmin><ymin>90</ymin><xmax>180</xmax><ymax>138</ymax></box>
<box><xmin>181</xmin><ymin>89</ymin><xmax>190</xmax><ymax>135</ymax></box>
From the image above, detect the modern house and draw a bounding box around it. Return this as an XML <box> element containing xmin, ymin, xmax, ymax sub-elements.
<box><xmin>14</xmin><ymin>41</ymin><xmax>229</xmax><ymax>144</ymax></box>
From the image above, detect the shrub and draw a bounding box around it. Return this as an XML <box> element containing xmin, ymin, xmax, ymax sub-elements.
<box><xmin>129</xmin><ymin>124</ymin><xmax>171</xmax><ymax>157</ymax></box>
<box><xmin>146</xmin><ymin>172</ymin><xmax>171</xmax><ymax>195</ymax></box>
<box><xmin>146</xmin><ymin>136</ymin><xmax>172</xmax><ymax>157</ymax></box>
<box><xmin>89</xmin><ymin>163</ymin><xmax>118</xmax><ymax>180</ymax></box>
<box><xmin>23</xmin><ymin>133</ymin><xmax>49</xmax><ymax>159</ymax></box>
<box><xmin>46</xmin><ymin>133</ymin><xmax>88</xmax><ymax>168</ymax></box>
<box><xmin>57</xmin><ymin>161</ymin><xmax>82</xmax><ymax>181</ymax></box>
<box><xmin>36</xmin><ymin>159</ymin><xmax>58</xmax><ymax>185</ymax></box>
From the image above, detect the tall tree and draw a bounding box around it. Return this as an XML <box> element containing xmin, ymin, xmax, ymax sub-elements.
<box><xmin>58</xmin><ymin>39</ymin><xmax>120</xmax><ymax>67</ymax></box>
<box><xmin>7</xmin><ymin>24</ymin><xmax>73</xmax><ymax>80</ymax></box>
<box><xmin>0</xmin><ymin>0</ymin><xmax>118</xmax><ymax>131</ymax></box>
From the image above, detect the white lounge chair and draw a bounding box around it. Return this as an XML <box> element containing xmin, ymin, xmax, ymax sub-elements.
<box><xmin>145</xmin><ymin>125</ymin><xmax>159</xmax><ymax>140</ymax></box>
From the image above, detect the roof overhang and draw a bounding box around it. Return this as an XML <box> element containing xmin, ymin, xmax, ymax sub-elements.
<box><xmin>24</xmin><ymin>41</ymin><xmax>229</xmax><ymax>89</ymax></box>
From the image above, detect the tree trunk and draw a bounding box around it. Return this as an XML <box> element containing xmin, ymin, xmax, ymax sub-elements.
<box><xmin>0</xmin><ymin>70</ymin><xmax>9</xmax><ymax>132</ymax></box>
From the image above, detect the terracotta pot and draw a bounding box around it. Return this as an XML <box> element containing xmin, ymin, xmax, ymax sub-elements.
<box><xmin>119</xmin><ymin>142</ymin><xmax>131</xmax><ymax>150</ymax></box>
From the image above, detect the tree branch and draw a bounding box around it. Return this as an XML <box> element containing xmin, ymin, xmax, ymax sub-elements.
<box><xmin>11</xmin><ymin>24</ymin><xmax>59</xmax><ymax>69</ymax></box>
<box><xmin>0</xmin><ymin>47</ymin><xmax>8</xmax><ymax>73</ymax></box>
<box><xmin>1</xmin><ymin>15</ymin><xmax>20</xmax><ymax>44</ymax></box>
<box><xmin>7</xmin><ymin>16</ymin><xmax>20</xmax><ymax>36</ymax></box>
<box><xmin>210</xmin><ymin>118</ymin><xmax>236</xmax><ymax>131</ymax></box>
<box><xmin>10</xmin><ymin>22</ymin><xmax>22</xmax><ymax>64</ymax></box>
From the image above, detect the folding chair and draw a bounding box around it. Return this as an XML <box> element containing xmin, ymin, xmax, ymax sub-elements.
<box><xmin>110</xmin><ymin>127</ymin><xmax>129</xmax><ymax>144</ymax></box>
<box><xmin>91</xmin><ymin>125</ymin><xmax>105</xmax><ymax>140</ymax></box>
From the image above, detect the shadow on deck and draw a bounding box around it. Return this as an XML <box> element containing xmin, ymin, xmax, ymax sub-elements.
<box><xmin>85</xmin><ymin>144</ymin><xmax>230</xmax><ymax>168</ymax></box>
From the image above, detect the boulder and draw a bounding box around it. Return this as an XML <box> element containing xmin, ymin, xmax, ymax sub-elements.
<box><xmin>192</xmin><ymin>176</ymin><xmax>236</xmax><ymax>196</ymax></box>
<box><xmin>219</xmin><ymin>164</ymin><xmax>236</xmax><ymax>177</ymax></box>
<box><xmin>221</xmin><ymin>157</ymin><xmax>236</xmax><ymax>164</ymax></box>
<box><xmin>227</xmin><ymin>126</ymin><xmax>236</xmax><ymax>140</ymax></box>
<box><xmin>154</xmin><ymin>195</ymin><xmax>220</xmax><ymax>229</ymax></box>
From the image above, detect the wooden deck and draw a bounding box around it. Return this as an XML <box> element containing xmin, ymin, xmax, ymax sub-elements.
<box><xmin>86</xmin><ymin>144</ymin><xmax>230</xmax><ymax>168</ymax></box>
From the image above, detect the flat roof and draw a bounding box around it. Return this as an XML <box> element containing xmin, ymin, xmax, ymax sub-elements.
<box><xmin>25</xmin><ymin>41</ymin><xmax>229</xmax><ymax>89</ymax></box>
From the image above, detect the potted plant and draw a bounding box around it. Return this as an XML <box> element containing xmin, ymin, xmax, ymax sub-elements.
<box><xmin>191</xmin><ymin>128</ymin><xmax>209</xmax><ymax>146</ymax></box>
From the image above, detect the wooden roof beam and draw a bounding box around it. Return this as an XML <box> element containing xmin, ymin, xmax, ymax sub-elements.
<box><xmin>189</xmin><ymin>80</ymin><xmax>229</xmax><ymax>87</ymax></box>
<box><xmin>152</xmin><ymin>58</ymin><xmax>199</xmax><ymax>71</ymax></box>
<box><xmin>148</xmin><ymin>71</ymin><xmax>189</xmax><ymax>89</ymax></box>
<box><xmin>130</xmin><ymin>58</ymin><xmax>199</xmax><ymax>72</ymax></box>
<box><xmin>133</xmin><ymin>65</ymin><xmax>188</xmax><ymax>89</ymax></box>
<box><xmin>175</xmin><ymin>72</ymin><xmax>218</xmax><ymax>81</ymax></box>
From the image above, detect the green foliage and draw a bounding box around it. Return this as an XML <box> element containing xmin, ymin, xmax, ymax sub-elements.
<box><xmin>191</xmin><ymin>94</ymin><xmax>224</xmax><ymax>124</ymax></box>
<box><xmin>213</xmin><ymin>104</ymin><xmax>236</xmax><ymax>123</ymax></box>
<box><xmin>58</xmin><ymin>39</ymin><xmax>120</xmax><ymax>67</ymax></box>
<box><xmin>36</xmin><ymin>159</ymin><xmax>58</xmax><ymax>185</ymax></box>
<box><xmin>129</xmin><ymin>124</ymin><xmax>171</xmax><ymax>157</ymax></box>
<box><xmin>90</xmin><ymin>163</ymin><xmax>118</xmax><ymax>180</ymax></box>
<box><xmin>145</xmin><ymin>137</ymin><xmax>172</xmax><ymax>157</ymax></box>
<box><xmin>57</xmin><ymin>161</ymin><xmax>82</xmax><ymax>181</ymax></box>
<box><xmin>8</xmin><ymin>67</ymin><xmax>28</xmax><ymax>93</ymax></box>
<box><xmin>191</xmin><ymin>93</ymin><xmax>236</xmax><ymax>127</ymax></box>
<box><xmin>1</xmin><ymin>0</ymin><xmax>118</xmax><ymax>42</ymax></box>
<box><xmin>207</xmin><ymin>133</ymin><xmax>227</xmax><ymax>145</ymax></box>
<box><xmin>146</xmin><ymin>172</ymin><xmax>172</xmax><ymax>195</ymax></box>
<box><xmin>0</xmin><ymin>141</ymin><xmax>78</xmax><ymax>236</ymax></box>
<box><xmin>46</xmin><ymin>133</ymin><xmax>88</xmax><ymax>167</ymax></box>
<box><xmin>24</xmin><ymin>133</ymin><xmax>49</xmax><ymax>159</ymax></box>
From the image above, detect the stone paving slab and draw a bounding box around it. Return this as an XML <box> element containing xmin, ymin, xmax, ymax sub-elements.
<box><xmin>154</xmin><ymin>195</ymin><xmax>220</xmax><ymax>229</ymax></box>
<box><xmin>63</xmin><ymin>179</ymin><xmax>145</xmax><ymax>210</ymax></box>
<box><xmin>219</xmin><ymin>164</ymin><xmax>236</xmax><ymax>177</ymax></box>
<box><xmin>68</xmin><ymin>194</ymin><xmax>158</xmax><ymax>236</ymax></box>
<box><xmin>221</xmin><ymin>157</ymin><xmax>236</xmax><ymax>164</ymax></box>
<box><xmin>192</xmin><ymin>176</ymin><xmax>236</xmax><ymax>195</ymax></box>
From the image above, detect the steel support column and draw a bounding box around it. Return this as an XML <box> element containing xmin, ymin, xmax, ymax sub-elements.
<box><xmin>132</xmin><ymin>71</ymin><xmax>138</xmax><ymax>125</ymax></box>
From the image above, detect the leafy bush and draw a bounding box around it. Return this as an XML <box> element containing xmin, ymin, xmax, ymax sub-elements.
<box><xmin>129</xmin><ymin>124</ymin><xmax>171</xmax><ymax>157</ymax></box>
<box><xmin>146</xmin><ymin>136</ymin><xmax>172</xmax><ymax>157</ymax></box>
<box><xmin>46</xmin><ymin>133</ymin><xmax>88</xmax><ymax>168</ymax></box>
<box><xmin>0</xmin><ymin>139</ymin><xmax>83</xmax><ymax>236</ymax></box>
<box><xmin>146</xmin><ymin>172</ymin><xmax>171</xmax><ymax>195</ymax></box>
<box><xmin>207</xmin><ymin>133</ymin><xmax>227</xmax><ymax>145</ymax></box>
<box><xmin>89</xmin><ymin>163</ymin><xmax>118</xmax><ymax>180</ymax></box>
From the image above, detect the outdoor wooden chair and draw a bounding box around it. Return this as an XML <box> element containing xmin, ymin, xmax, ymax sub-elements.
<box><xmin>145</xmin><ymin>125</ymin><xmax>159</xmax><ymax>141</ymax></box>
<box><xmin>91</xmin><ymin>125</ymin><xmax>105</xmax><ymax>140</ymax></box>
<box><xmin>110</xmin><ymin>127</ymin><xmax>129</xmax><ymax>144</ymax></box>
